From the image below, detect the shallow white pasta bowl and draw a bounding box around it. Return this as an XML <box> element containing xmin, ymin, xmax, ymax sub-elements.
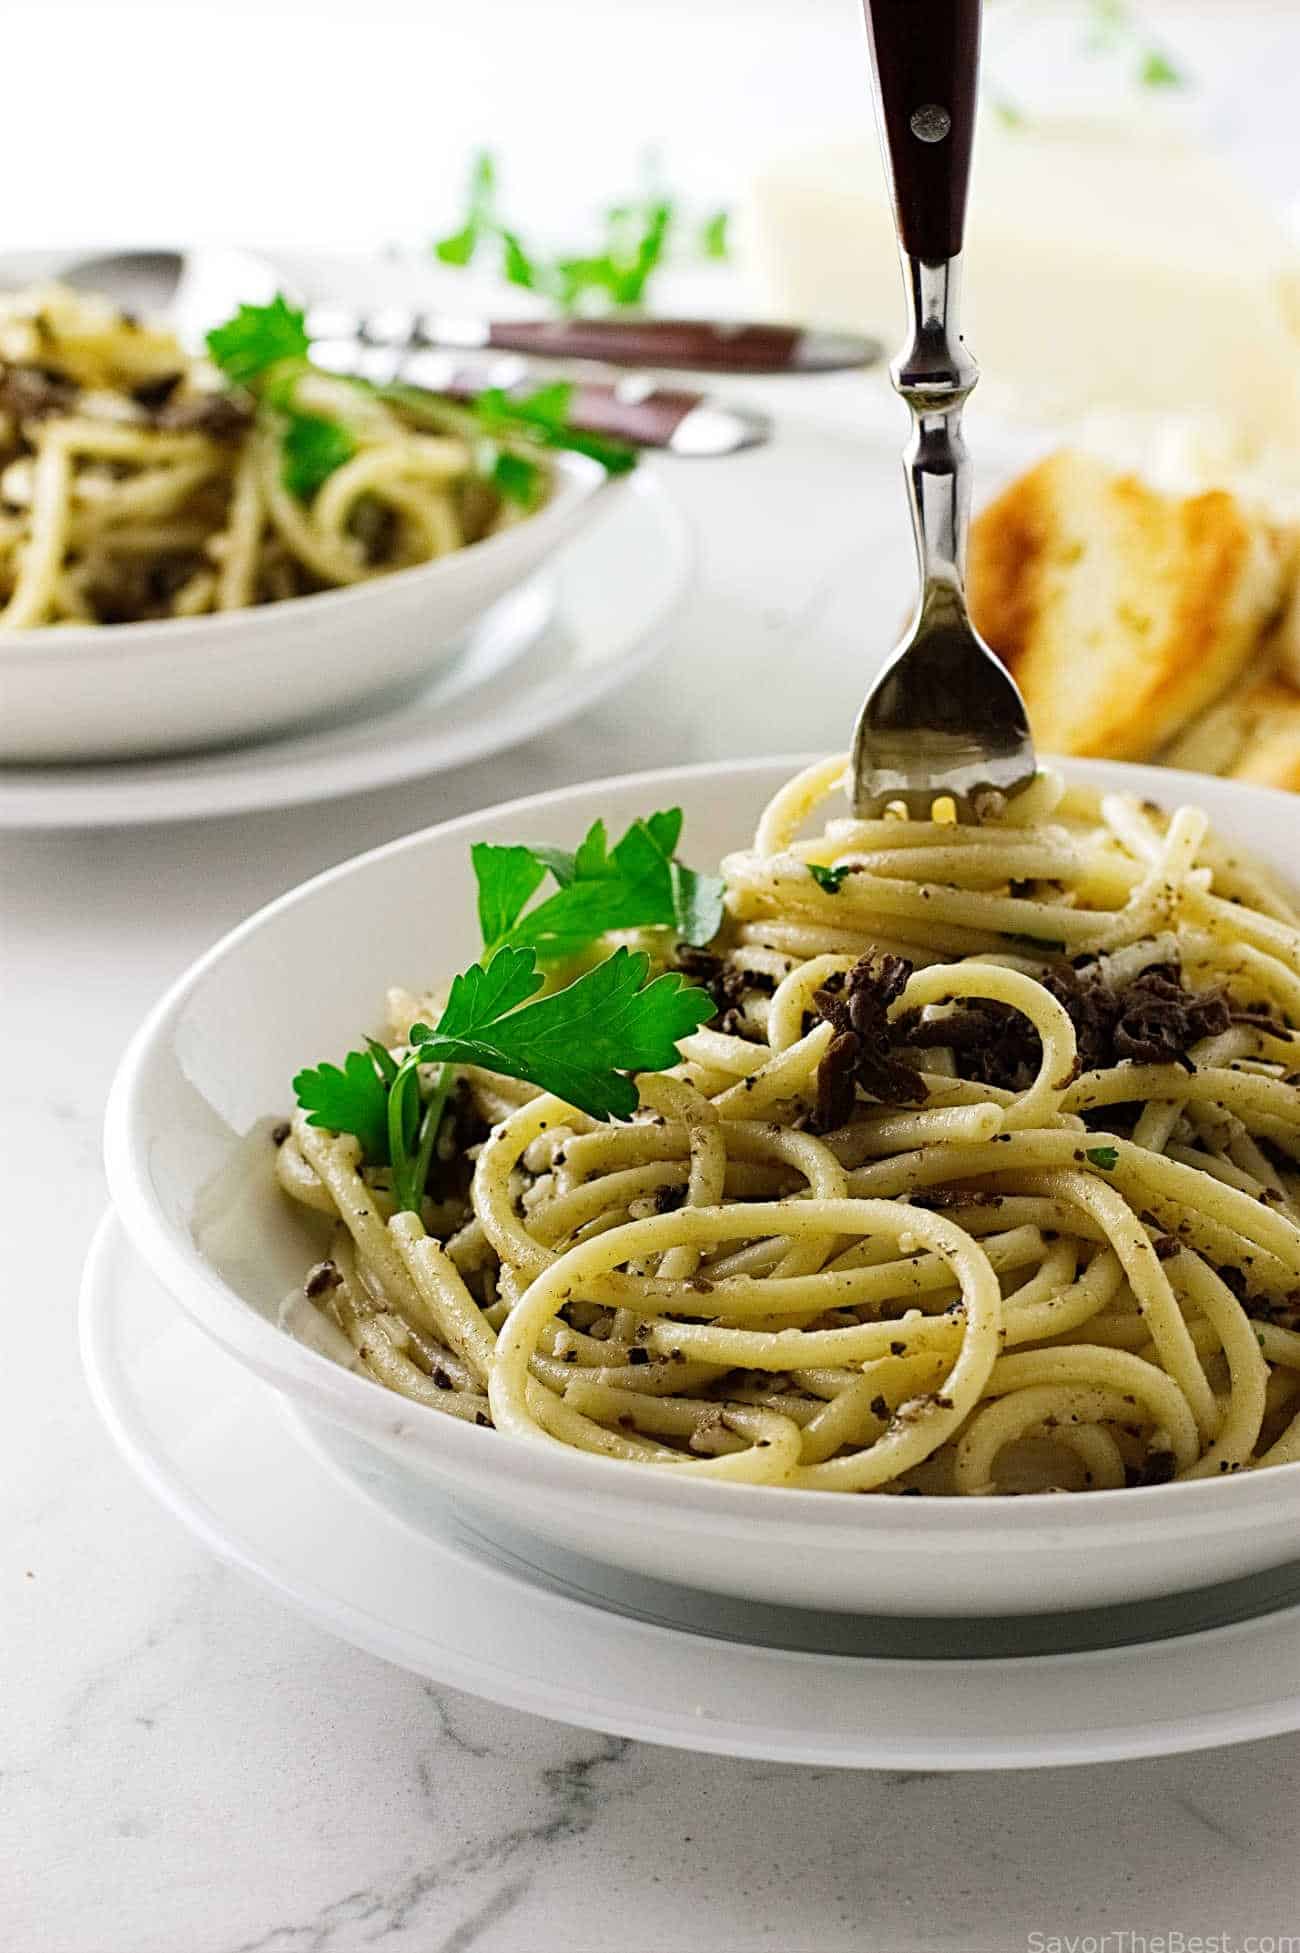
<box><xmin>0</xmin><ymin>452</ymin><xmax>614</xmax><ymax>763</ymax></box>
<box><xmin>103</xmin><ymin>755</ymin><xmax>1300</xmax><ymax>1618</ymax></box>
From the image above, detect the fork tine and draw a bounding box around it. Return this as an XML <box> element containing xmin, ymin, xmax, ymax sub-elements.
<box><xmin>852</xmin><ymin>614</ymin><xmax>1036</xmax><ymax>820</ymax></box>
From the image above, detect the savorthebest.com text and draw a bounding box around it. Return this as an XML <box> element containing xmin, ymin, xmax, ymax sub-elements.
<box><xmin>1028</xmin><ymin>1935</ymin><xmax>1300</xmax><ymax>1953</ymax></box>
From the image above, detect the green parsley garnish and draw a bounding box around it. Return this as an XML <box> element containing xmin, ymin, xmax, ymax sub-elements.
<box><xmin>808</xmin><ymin>863</ymin><xmax>851</xmax><ymax>895</ymax></box>
<box><xmin>206</xmin><ymin>298</ymin><xmax>357</xmax><ymax>503</ymax></box>
<box><xmin>433</xmin><ymin>150</ymin><xmax>499</xmax><ymax>268</ymax></box>
<box><xmin>206</xmin><ymin>295</ymin><xmax>310</xmax><ymax>388</ymax></box>
<box><xmin>204</xmin><ymin>296</ymin><xmax>636</xmax><ymax>511</ymax></box>
<box><xmin>433</xmin><ymin>149</ymin><xmax>729</xmax><ymax>313</ymax></box>
<box><xmin>484</xmin><ymin>447</ymin><xmax>544</xmax><ymax>510</ymax></box>
<box><xmin>293</xmin><ymin>1045</ymin><xmax>393</xmax><ymax>1165</ymax></box>
<box><xmin>472</xmin><ymin>808</ymin><xmax>724</xmax><ymax>962</ymax></box>
<box><xmin>293</xmin><ymin>1032</ymin><xmax>453</xmax><ymax>1219</ymax></box>
<box><xmin>1086</xmin><ymin>0</ymin><xmax>1185</xmax><ymax>89</ymax></box>
<box><xmin>1086</xmin><ymin>1146</ymin><xmax>1120</xmax><ymax>1171</ymax></box>
<box><xmin>698</xmin><ymin>209</ymin><xmax>730</xmax><ymax>261</ymax></box>
<box><xmin>293</xmin><ymin>946</ymin><xmax>717</xmax><ymax>1205</ymax></box>
<box><xmin>474</xmin><ymin>381</ymin><xmax>637</xmax><ymax>478</ymax></box>
<box><xmin>553</xmin><ymin>196</ymin><xmax>673</xmax><ymax>310</ymax></box>
<box><xmin>406</xmin><ymin>944</ymin><xmax>714</xmax><ymax>1120</ymax></box>
<box><xmin>355</xmin><ymin>375</ymin><xmax>636</xmax><ymax>498</ymax></box>
<box><xmin>990</xmin><ymin>1</ymin><xmax>1185</xmax><ymax>129</ymax></box>
<box><xmin>1137</xmin><ymin>47</ymin><xmax>1183</xmax><ymax>88</ymax></box>
<box><xmin>280</xmin><ymin>412</ymin><xmax>358</xmax><ymax>501</ymax></box>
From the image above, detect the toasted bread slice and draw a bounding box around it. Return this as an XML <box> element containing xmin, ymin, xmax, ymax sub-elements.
<box><xmin>1214</xmin><ymin>677</ymin><xmax>1300</xmax><ymax>793</ymax></box>
<box><xmin>1268</xmin><ymin>532</ymin><xmax>1300</xmax><ymax>692</ymax></box>
<box><xmin>1162</xmin><ymin>671</ymin><xmax>1291</xmax><ymax>779</ymax></box>
<box><xmin>968</xmin><ymin>451</ymin><xmax>1288</xmax><ymax>760</ymax></box>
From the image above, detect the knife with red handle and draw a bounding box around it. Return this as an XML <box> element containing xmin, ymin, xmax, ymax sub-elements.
<box><xmin>306</xmin><ymin>306</ymin><xmax>877</xmax><ymax>376</ymax></box>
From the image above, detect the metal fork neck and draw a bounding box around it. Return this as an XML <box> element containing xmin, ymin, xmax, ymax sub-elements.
<box><xmin>892</xmin><ymin>253</ymin><xmax>978</xmax><ymax>616</ymax></box>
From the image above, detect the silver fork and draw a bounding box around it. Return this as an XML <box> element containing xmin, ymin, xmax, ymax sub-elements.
<box><xmin>851</xmin><ymin>0</ymin><xmax>1035</xmax><ymax>822</ymax></box>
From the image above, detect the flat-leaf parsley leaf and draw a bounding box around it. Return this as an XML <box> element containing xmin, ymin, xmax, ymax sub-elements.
<box><xmin>293</xmin><ymin>1046</ymin><xmax>393</xmax><ymax>1164</ymax></box>
<box><xmin>280</xmin><ymin>412</ymin><xmax>358</xmax><ymax>501</ymax></box>
<box><xmin>206</xmin><ymin>296</ymin><xmax>310</xmax><ymax>387</ymax></box>
<box><xmin>472</xmin><ymin>810</ymin><xmax>724</xmax><ymax>960</ymax></box>
<box><xmin>408</xmin><ymin>944</ymin><xmax>716</xmax><ymax>1120</ymax></box>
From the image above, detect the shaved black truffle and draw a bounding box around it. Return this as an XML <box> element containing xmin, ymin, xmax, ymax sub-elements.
<box><xmin>811</xmin><ymin>953</ymin><xmax>926</xmax><ymax>1129</ymax></box>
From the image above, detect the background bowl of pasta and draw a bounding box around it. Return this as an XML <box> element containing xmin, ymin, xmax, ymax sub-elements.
<box><xmin>104</xmin><ymin>756</ymin><xmax>1300</xmax><ymax>1618</ymax></box>
<box><xmin>0</xmin><ymin>286</ymin><xmax>620</xmax><ymax>762</ymax></box>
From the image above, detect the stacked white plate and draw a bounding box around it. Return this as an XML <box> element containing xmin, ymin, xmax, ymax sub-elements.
<box><xmin>85</xmin><ymin>756</ymin><xmax>1300</xmax><ymax>1769</ymax></box>
<box><xmin>0</xmin><ymin>472</ymin><xmax>690</xmax><ymax>828</ymax></box>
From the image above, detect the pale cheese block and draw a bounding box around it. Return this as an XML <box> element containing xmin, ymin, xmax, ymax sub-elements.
<box><xmin>746</xmin><ymin>119</ymin><xmax>1300</xmax><ymax>460</ymax></box>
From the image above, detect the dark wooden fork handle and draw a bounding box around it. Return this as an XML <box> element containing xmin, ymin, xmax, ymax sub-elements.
<box><xmin>860</xmin><ymin>0</ymin><xmax>982</xmax><ymax>264</ymax></box>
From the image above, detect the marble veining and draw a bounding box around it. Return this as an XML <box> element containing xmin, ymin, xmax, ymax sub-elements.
<box><xmin>223</xmin><ymin>1730</ymin><xmax>636</xmax><ymax>1953</ymax></box>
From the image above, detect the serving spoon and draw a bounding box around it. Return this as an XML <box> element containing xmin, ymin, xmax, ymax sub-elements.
<box><xmin>851</xmin><ymin>0</ymin><xmax>1035</xmax><ymax>821</ymax></box>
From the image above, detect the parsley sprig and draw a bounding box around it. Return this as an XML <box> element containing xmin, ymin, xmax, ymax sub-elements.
<box><xmin>408</xmin><ymin>945</ymin><xmax>713</xmax><ymax>1118</ymax></box>
<box><xmin>472</xmin><ymin>808</ymin><xmax>725</xmax><ymax>962</ymax></box>
<box><xmin>206</xmin><ymin>295</ymin><xmax>310</xmax><ymax>386</ymax></box>
<box><xmin>364</xmin><ymin>377</ymin><xmax>635</xmax><ymax>510</ymax></box>
<box><xmin>294</xmin><ymin>1035</ymin><xmax>456</xmax><ymax>1216</ymax></box>
<box><xmin>433</xmin><ymin>149</ymin><xmax>730</xmax><ymax>314</ymax></box>
<box><xmin>280</xmin><ymin>412</ymin><xmax>358</xmax><ymax>501</ymax></box>
<box><xmin>475</xmin><ymin>380</ymin><xmax>637</xmax><ymax>480</ymax></box>
<box><xmin>292</xmin><ymin>805</ymin><xmax>724</xmax><ymax>1210</ymax></box>
<box><xmin>206</xmin><ymin>297</ymin><xmax>636</xmax><ymax>512</ymax></box>
<box><xmin>988</xmin><ymin>0</ymin><xmax>1186</xmax><ymax>126</ymax></box>
<box><xmin>206</xmin><ymin>298</ymin><xmax>358</xmax><ymax>503</ymax></box>
<box><xmin>292</xmin><ymin>1045</ymin><xmax>392</xmax><ymax>1164</ymax></box>
<box><xmin>293</xmin><ymin>943</ymin><xmax>717</xmax><ymax>1211</ymax></box>
<box><xmin>1084</xmin><ymin>0</ymin><xmax>1185</xmax><ymax>87</ymax></box>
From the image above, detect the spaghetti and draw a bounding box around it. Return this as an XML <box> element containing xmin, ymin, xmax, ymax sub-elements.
<box><xmin>0</xmin><ymin>284</ymin><xmax>537</xmax><ymax>629</ymax></box>
<box><xmin>278</xmin><ymin>758</ymin><xmax>1300</xmax><ymax>1495</ymax></box>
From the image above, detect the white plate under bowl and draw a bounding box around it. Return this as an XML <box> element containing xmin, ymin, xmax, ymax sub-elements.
<box><xmin>0</xmin><ymin>470</ymin><xmax>688</xmax><ymax>828</ymax></box>
<box><xmin>0</xmin><ymin>447</ymin><xmax>617</xmax><ymax>763</ymax></box>
<box><xmin>103</xmin><ymin>755</ymin><xmax>1300</xmax><ymax>1618</ymax></box>
<box><xmin>80</xmin><ymin>1211</ymin><xmax>1300</xmax><ymax>1769</ymax></box>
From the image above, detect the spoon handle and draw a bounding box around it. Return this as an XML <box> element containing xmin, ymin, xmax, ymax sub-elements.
<box><xmin>860</xmin><ymin>0</ymin><xmax>981</xmax><ymax>265</ymax></box>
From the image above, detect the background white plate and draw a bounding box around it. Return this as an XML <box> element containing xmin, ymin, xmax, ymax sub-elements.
<box><xmin>0</xmin><ymin>470</ymin><xmax>689</xmax><ymax>829</ymax></box>
<box><xmin>81</xmin><ymin>1212</ymin><xmax>1300</xmax><ymax>1771</ymax></box>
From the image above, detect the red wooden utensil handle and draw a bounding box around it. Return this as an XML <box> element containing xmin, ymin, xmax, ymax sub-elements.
<box><xmin>484</xmin><ymin>318</ymin><xmax>803</xmax><ymax>372</ymax></box>
<box><xmin>861</xmin><ymin>0</ymin><xmax>982</xmax><ymax>264</ymax></box>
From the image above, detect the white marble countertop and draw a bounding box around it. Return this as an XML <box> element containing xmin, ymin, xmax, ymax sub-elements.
<box><xmin>7</xmin><ymin>5</ymin><xmax>1300</xmax><ymax>1944</ymax></box>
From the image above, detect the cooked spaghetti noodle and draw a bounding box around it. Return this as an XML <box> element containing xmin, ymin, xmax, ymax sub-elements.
<box><xmin>278</xmin><ymin>758</ymin><xmax>1300</xmax><ymax>1495</ymax></box>
<box><xmin>0</xmin><ymin>284</ymin><xmax>537</xmax><ymax>628</ymax></box>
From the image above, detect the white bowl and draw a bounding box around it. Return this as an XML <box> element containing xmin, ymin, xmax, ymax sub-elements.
<box><xmin>103</xmin><ymin>756</ymin><xmax>1300</xmax><ymax>1617</ymax></box>
<box><xmin>0</xmin><ymin>452</ymin><xmax>614</xmax><ymax>762</ymax></box>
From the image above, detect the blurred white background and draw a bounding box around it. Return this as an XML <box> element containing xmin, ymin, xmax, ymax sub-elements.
<box><xmin>8</xmin><ymin>0</ymin><xmax>1297</xmax><ymax>252</ymax></box>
